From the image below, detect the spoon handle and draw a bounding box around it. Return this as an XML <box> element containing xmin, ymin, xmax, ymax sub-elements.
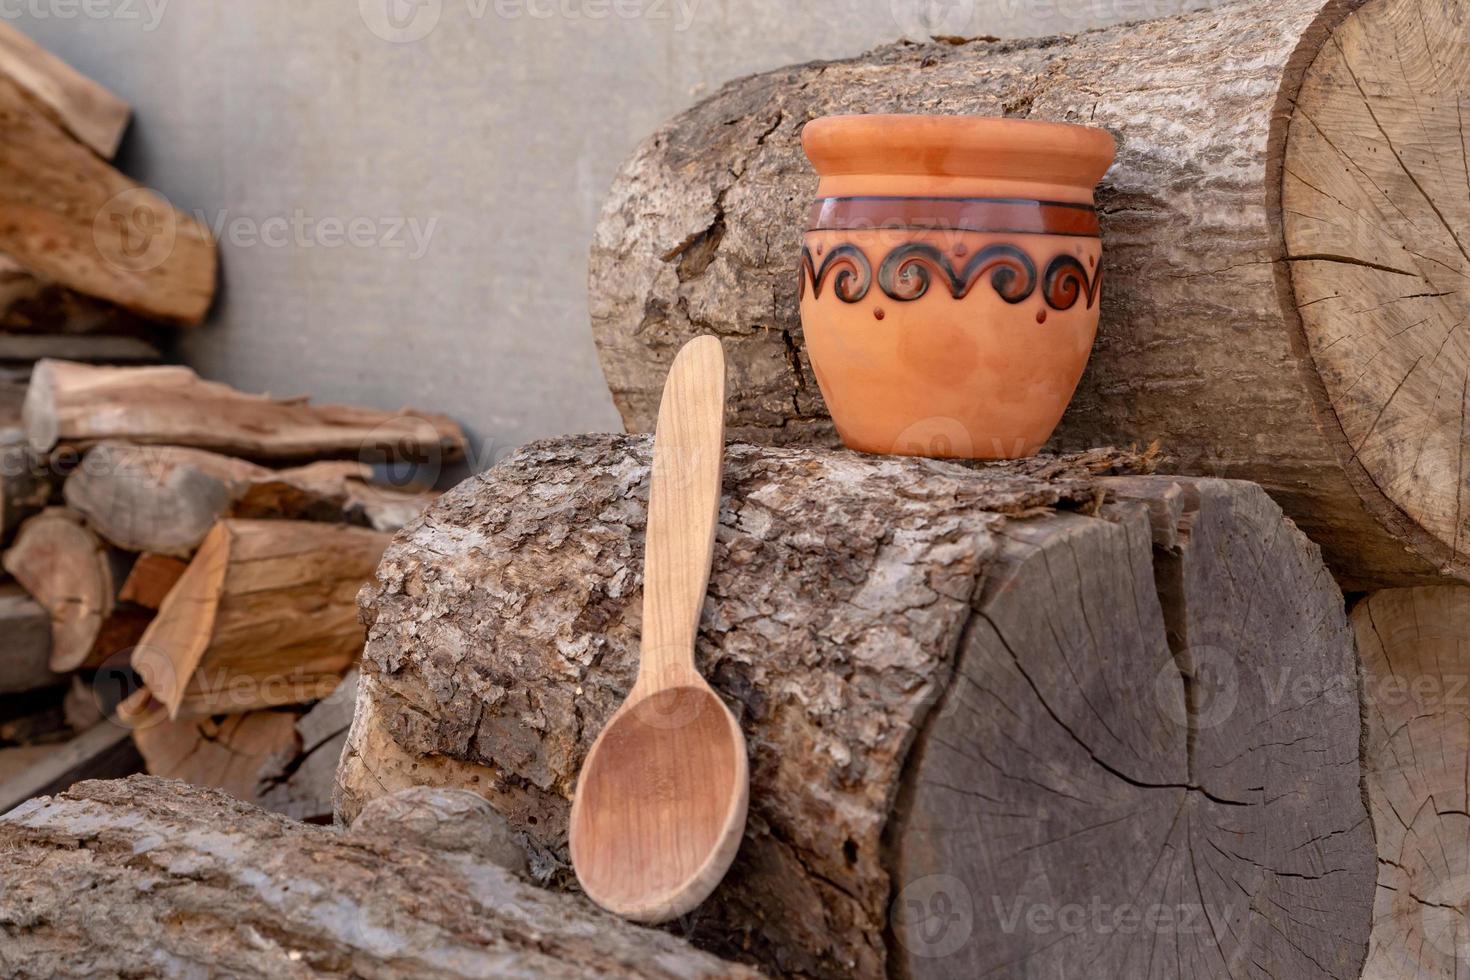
<box><xmin>638</xmin><ymin>336</ymin><xmax>726</xmax><ymax>689</ymax></box>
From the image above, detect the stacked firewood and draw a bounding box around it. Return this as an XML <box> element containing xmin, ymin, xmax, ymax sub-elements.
<box><xmin>0</xmin><ymin>28</ymin><xmax>466</xmax><ymax>821</ymax></box>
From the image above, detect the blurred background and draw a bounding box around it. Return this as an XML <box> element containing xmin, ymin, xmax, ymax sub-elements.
<box><xmin>15</xmin><ymin>0</ymin><xmax>1221</xmax><ymax>462</ymax></box>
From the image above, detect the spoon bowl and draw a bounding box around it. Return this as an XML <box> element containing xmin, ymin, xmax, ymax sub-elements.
<box><xmin>570</xmin><ymin>682</ymin><xmax>748</xmax><ymax>922</ymax></box>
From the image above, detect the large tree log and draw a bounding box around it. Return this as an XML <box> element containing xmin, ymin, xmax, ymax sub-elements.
<box><xmin>0</xmin><ymin>776</ymin><xmax>762</xmax><ymax>978</ymax></box>
<box><xmin>0</xmin><ymin>73</ymin><xmax>214</xmax><ymax>324</ymax></box>
<box><xmin>1351</xmin><ymin>587</ymin><xmax>1470</xmax><ymax>978</ymax></box>
<box><xmin>63</xmin><ymin>442</ymin><xmax>435</xmax><ymax>557</ymax></box>
<box><xmin>134</xmin><ymin>519</ymin><xmax>388</xmax><ymax>719</ymax></box>
<box><xmin>25</xmin><ymin>360</ymin><xmax>467</xmax><ymax>464</ymax></box>
<box><xmin>339</xmin><ymin>434</ymin><xmax>1374</xmax><ymax>979</ymax></box>
<box><xmin>589</xmin><ymin>0</ymin><xmax>1470</xmax><ymax>590</ymax></box>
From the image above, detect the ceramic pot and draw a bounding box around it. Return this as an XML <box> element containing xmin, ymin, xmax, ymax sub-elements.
<box><xmin>798</xmin><ymin>114</ymin><xmax>1116</xmax><ymax>459</ymax></box>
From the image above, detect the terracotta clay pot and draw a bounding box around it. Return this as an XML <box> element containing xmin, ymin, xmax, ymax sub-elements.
<box><xmin>798</xmin><ymin>114</ymin><xmax>1115</xmax><ymax>459</ymax></box>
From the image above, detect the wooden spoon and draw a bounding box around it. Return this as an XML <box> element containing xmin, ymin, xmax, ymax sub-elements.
<box><xmin>569</xmin><ymin>335</ymin><xmax>748</xmax><ymax>923</ymax></box>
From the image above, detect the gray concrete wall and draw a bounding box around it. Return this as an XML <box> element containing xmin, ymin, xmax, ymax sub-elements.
<box><xmin>11</xmin><ymin>0</ymin><xmax>1224</xmax><ymax>466</ymax></box>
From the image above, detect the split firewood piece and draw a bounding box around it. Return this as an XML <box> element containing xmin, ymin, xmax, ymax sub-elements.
<box><xmin>341</xmin><ymin>435</ymin><xmax>1376</xmax><ymax>979</ymax></box>
<box><xmin>0</xmin><ymin>22</ymin><xmax>129</xmax><ymax>158</ymax></box>
<box><xmin>1</xmin><ymin>508</ymin><xmax>147</xmax><ymax>672</ymax></box>
<box><xmin>1351</xmin><ymin>587</ymin><xmax>1470</xmax><ymax>977</ymax></box>
<box><xmin>0</xmin><ymin>431</ymin><xmax>52</xmax><ymax>546</ymax></box>
<box><xmin>258</xmin><ymin>669</ymin><xmax>359</xmax><ymax>822</ymax></box>
<box><xmin>117</xmin><ymin>553</ymin><xmax>188</xmax><ymax>609</ymax></box>
<box><xmin>134</xmin><ymin>520</ymin><xmax>388</xmax><ymax>719</ymax></box>
<box><xmin>0</xmin><ymin>255</ymin><xmax>149</xmax><ymax>335</ymax></box>
<box><xmin>0</xmin><ymin>723</ymin><xmax>139</xmax><ymax>815</ymax></box>
<box><xmin>0</xmin><ymin>74</ymin><xmax>214</xmax><ymax>324</ymax></box>
<box><xmin>26</xmin><ymin>360</ymin><xmax>467</xmax><ymax>463</ymax></box>
<box><xmin>590</xmin><ymin>0</ymin><xmax>1470</xmax><ymax>590</ymax></box>
<box><xmin>132</xmin><ymin>707</ymin><xmax>301</xmax><ymax>807</ymax></box>
<box><xmin>0</xmin><ymin>777</ymin><xmax>763</xmax><ymax>977</ymax></box>
<box><xmin>0</xmin><ymin>583</ymin><xmax>58</xmax><ymax>696</ymax></box>
<box><xmin>0</xmin><ymin>332</ymin><xmax>159</xmax><ymax>364</ymax></box>
<box><xmin>64</xmin><ymin>442</ymin><xmax>437</xmax><ymax>557</ymax></box>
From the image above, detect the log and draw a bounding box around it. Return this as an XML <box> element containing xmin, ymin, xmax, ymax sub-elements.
<box><xmin>132</xmin><ymin>707</ymin><xmax>301</xmax><ymax>807</ymax></box>
<box><xmin>258</xmin><ymin>669</ymin><xmax>358</xmax><ymax>822</ymax></box>
<box><xmin>339</xmin><ymin>434</ymin><xmax>1375</xmax><ymax>979</ymax></box>
<box><xmin>63</xmin><ymin>443</ymin><xmax>438</xmax><ymax>557</ymax></box>
<box><xmin>0</xmin><ymin>777</ymin><xmax>763</xmax><ymax>978</ymax></box>
<box><xmin>25</xmin><ymin>360</ymin><xmax>468</xmax><ymax>465</ymax></box>
<box><xmin>1</xmin><ymin>508</ymin><xmax>147</xmax><ymax>671</ymax></box>
<box><xmin>0</xmin><ymin>432</ymin><xmax>51</xmax><ymax>547</ymax></box>
<box><xmin>0</xmin><ymin>256</ymin><xmax>149</xmax><ymax>335</ymax></box>
<box><xmin>0</xmin><ymin>21</ymin><xmax>129</xmax><ymax>158</ymax></box>
<box><xmin>116</xmin><ymin>552</ymin><xmax>187</xmax><ymax>608</ymax></box>
<box><xmin>0</xmin><ymin>73</ymin><xmax>214</xmax><ymax>324</ymax></box>
<box><xmin>589</xmin><ymin>0</ymin><xmax>1470</xmax><ymax>590</ymax></box>
<box><xmin>0</xmin><ymin>584</ymin><xmax>57</xmax><ymax>696</ymax></box>
<box><xmin>134</xmin><ymin>519</ymin><xmax>388</xmax><ymax>718</ymax></box>
<box><xmin>0</xmin><ymin>332</ymin><xmax>159</xmax><ymax>364</ymax></box>
<box><xmin>1350</xmin><ymin>587</ymin><xmax>1470</xmax><ymax>977</ymax></box>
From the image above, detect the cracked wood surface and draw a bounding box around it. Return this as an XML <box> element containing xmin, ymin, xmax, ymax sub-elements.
<box><xmin>1353</xmin><ymin>587</ymin><xmax>1470</xmax><ymax>978</ymax></box>
<box><xmin>589</xmin><ymin>0</ymin><xmax>1468</xmax><ymax>590</ymax></box>
<box><xmin>338</xmin><ymin>434</ymin><xmax>1372</xmax><ymax>978</ymax></box>
<box><xmin>0</xmin><ymin>776</ymin><xmax>760</xmax><ymax>979</ymax></box>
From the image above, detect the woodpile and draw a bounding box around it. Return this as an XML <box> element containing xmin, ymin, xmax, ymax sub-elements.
<box><xmin>0</xmin><ymin>31</ymin><xmax>465</xmax><ymax>826</ymax></box>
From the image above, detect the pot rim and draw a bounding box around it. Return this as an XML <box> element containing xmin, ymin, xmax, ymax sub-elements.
<box><xmin>802</xmin><ymin>114</ymin><xmax>1116</xmax><ymax>190</ymax></box>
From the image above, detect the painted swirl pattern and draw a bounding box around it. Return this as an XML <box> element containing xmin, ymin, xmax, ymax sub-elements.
<box><xmin>801</xmin><ymin>241</ymin><xmax>1102</xmax><ymax>312</ymax></box>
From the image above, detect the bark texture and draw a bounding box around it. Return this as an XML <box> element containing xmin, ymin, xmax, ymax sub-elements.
<box><xmin>588</xmin><ymin>0</ymin><xmax>1469</xmax><ymax>590</ymax></box>
<box><xmin>0</xmin><ymin>776</ymin><xmax>762</xmax><ymax>979</ymax></box>
<box><xmin>340</xmin><ymin>434</ymin><xmax>1373</xmax><ymax>979</ymax></box>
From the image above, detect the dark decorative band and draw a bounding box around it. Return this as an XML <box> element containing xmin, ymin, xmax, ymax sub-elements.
<box><xmin>800</xmin><ymin>242</ymin><xmax>1102</xmax><ymax>311</ymax></box>
<box><xmin>807</xmin><ymin>196</ymin><xmax>1101</xmax><ymax>238</ymax></box>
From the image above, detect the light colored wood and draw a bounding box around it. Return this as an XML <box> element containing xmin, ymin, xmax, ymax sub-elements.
<box><xmin>117</xmin><ymin>552</ymin><xmax>188</xmax><ymax>609</ymax></box>
<box><xmin>1283</xmin><ymin>0</ymin><xmax>1470</xmax><ymax>582</ymax></box>
<box><xmin>133</xmin><ymin>709</ymin><xmax>300</xmax><ymax>806</ymax></box>
<box><xmin>258</xmin><ymin>669</ymin><xmax>358</xmax><ymax>821</ymax></box>
<box><xmin>571</xmin><ymin>337</ymin><xmax>746</xmax><ymax>923</ymax></box>
<box><xmin>0</xmin><ymin>254</ymin><xmax>147</xmax><ymax>334</ymax></box>
<box><xmin>0</xmin><ymin>776</ymin><xmax>763</xmax><ymax>978</ymax></box>
<box><xmin>0</xmin><ymin>22</ymin><xmax>129</xmax><ymax>158</ymax></box>
<box><xmin>26</xmin><ymin>360</ymin><xmax>467</xmax><ymax>463</ymax></box>
<box><xmin>1352</xmin><ymin>587</ymin><xmax>1470</xmax><ymax>978</ymax></box>
<box><xmin>1</xmin><ymin>507</ymin><xmax>139</xmax><ymax>671</ymax></box>
<box><xmin>0</xmin><ymin>74</ymin><xmax>213</xmax><ymax>324</ymax></box>
<box><xmin>133</xmin><ymin>519</ymin><xmax>387</xmax><ymax>719</ymax></box>
<box><xmin>344</xmin><ymin>438</ymin><xmax>1375</xmax><ymax>979</ymax></box>
<box><xmin>588</xmin><ymin>0</ymin><xmax>1470</xmax><ymax>590</ymax></box>
<box><xmin>0</xmin><ymin>583</ymin><xmax>57</xmax><ymax>695</ymax></box>
<box><xmin>65</xmin><ymin>442</ymin><xmax>435</xmax><ymax>557</ymax></box>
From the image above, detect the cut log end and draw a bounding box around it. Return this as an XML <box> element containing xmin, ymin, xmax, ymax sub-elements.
<box><xmin>1282</xmin><ymin>0</ymin><xmax>1470</xmax><ymax>581</ymax></box>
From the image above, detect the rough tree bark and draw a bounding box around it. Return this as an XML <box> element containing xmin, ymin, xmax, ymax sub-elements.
<box><xmin>0</xmin><ymin>777</ymin><xmax>762</xmax><ymax>979</ymax></box>
<box><xmin>338</xmin><ymin>434</ymin><xmax>1374</xmax><ymax>979</ymax></box>
<box><xmin>1351</xmin><ymin>587</ymin><xmax>1470</xmax><ymax>978</ymax></box>
<box><xmin>588</xmin><ymin>0</ymin><xmax>1470</xmax><ymax>590</ymax></box>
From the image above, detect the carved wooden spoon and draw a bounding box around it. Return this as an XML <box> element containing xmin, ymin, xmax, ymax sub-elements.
<box><xmin>569</xmin><ymin>335</ymin><xmax>747</xmax><ymax>923</ymax></box>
